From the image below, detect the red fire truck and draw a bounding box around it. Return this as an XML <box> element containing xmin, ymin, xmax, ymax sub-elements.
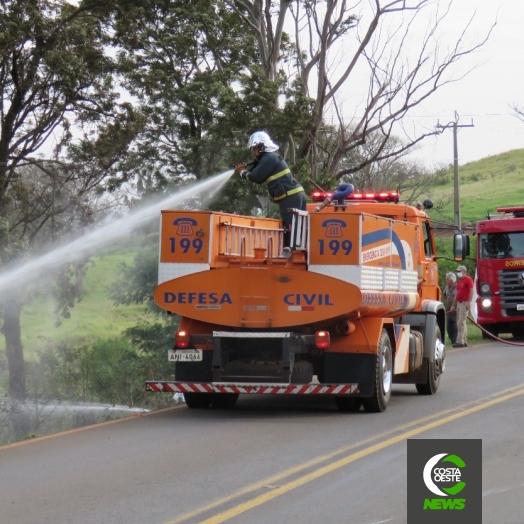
<box><xmin>476</xmin><ymin>206</ymin><xmax>524</xmax><ymax>338</ymax></box>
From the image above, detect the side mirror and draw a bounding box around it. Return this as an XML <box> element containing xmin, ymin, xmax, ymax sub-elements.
<box><xmin>453</xmin><ymin>234</ymin><xmax>470</xmax><ymax>261</ymax></box>
<box><xmin>422</xmin><ymin>199</ymin><xmax>434</xmax><ymax>210</ymax></box>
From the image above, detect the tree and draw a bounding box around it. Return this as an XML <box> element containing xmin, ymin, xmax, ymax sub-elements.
<box><xmin>227</xmin><ymin>0</ymin><xmax>494</xmax><ymax>179</ymax></box>
<box><xmin>511</xmin><ymin>104</ymin><xmax>524</xmax><ymax>124</ymax></box>
<box><xmin>112</xmin><ymin>0</ymin><xmax>313</xmax><ymax>192</ymax></box>
<box><xmin>336</xmin><ymin>131</ymin><xmax>450</xmax><ymax>206</ymax></box>
<box><xmin>112</xmin><ymin>0</ymin><xmax>253</xmax><ymax>185</ymax></box>
<box><xmin>107</xmin><ymin>230</ymin><xmax>180</xmax><ymax>365</ymax></box>
<box><xmin>0</xmin><ymin>0</ymin><xmax>141</xmax><ymax>400</ymax></box>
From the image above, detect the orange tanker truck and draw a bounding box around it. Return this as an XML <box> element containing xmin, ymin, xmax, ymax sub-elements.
<box><xmin>146</xmin><ymin>189</ymin><xmax>449</xmax><ymax>412</ymax></box>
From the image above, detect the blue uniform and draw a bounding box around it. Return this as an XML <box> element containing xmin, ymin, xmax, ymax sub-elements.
<box><xmin>247</xmin><ymin>152</ymin><xmax>306</xmax><ymax>246</ymax></box>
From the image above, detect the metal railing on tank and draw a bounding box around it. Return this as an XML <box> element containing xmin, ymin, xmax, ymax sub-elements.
<box><xmin>289</xmin><ymin>209</ymin><xmax>309</xmax><ymax>251</ymax></box>
<box><xmin>219</xmin><ymin>222</ymin><xmax>284</xmax><ymax>258</ymax></box>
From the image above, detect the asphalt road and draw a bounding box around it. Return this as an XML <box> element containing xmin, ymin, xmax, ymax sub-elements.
<box><xmin>1</xmin><ymin>341</ymin><xmax>523</xmax><ymax>524</ymax></box>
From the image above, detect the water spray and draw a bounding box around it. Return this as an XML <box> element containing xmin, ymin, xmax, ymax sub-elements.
<box><xmin>0</xmin><ymin>170</ymin><xmax>235</xmax><ymax>292</ymax></box>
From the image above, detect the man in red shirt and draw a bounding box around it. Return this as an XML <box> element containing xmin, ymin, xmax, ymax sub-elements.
<box><xmin>450</xmin><ymin>265</ymin><xmax>474</xmax><ymax>347</ymax></box>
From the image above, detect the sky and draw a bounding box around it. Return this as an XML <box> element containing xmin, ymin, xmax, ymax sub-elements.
<box><xmin>403</xmin><ymin>0</ymin><xmax>524</xmax><ymax>168</ymax></box>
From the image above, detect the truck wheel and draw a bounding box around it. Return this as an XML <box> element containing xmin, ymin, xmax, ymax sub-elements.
<box><xmin>184</xmin><ymin>393</ymin><xmax>211</xmax><ymax>409</ymax></box>
<box><xmin>361</xmin><ymin>329</ymin><xmax>392</xmax><ymax>413</ymax></box>
<box><xmin>416</xmin><ymin>327</ymin><xmax>443</xmax><ymax>395</ymax></box>
<box><xmin>210</xmin><ymin>393</ymin><xmax>239</xmax><ymax>409</ymax></box>
<box><xmin>291</xmin><ymin>360</ymin><xmax>314</xmax><ymax>384</ymax></box>
<box><xmin>335</xmin><ymin>397</ymin><xmax>362</xmax><ymax>412</ymax></box>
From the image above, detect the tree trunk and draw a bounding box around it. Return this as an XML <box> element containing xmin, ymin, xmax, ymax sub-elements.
<box><xmin>2</xmin><ymin>288</ymin><xmax>27</xmax><ymax>401</ymax></box>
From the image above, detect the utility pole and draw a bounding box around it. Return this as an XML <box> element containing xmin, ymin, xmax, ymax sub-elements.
<box><xmin>437</xmin><ymin>111</ymin><xmax>474</xmax><ymax>230</ymax></box>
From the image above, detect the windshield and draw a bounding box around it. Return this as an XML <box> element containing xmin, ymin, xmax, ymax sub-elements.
<box><xmin>479</xmin><ymin>232</ymin><xmax>524</xmax><ymax>259</ymax></box>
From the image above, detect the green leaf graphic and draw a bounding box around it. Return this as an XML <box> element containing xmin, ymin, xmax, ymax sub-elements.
<box><xmin>442</xmin><ymin>454</ymin><xmax>466</xmax><ymax>468</ymax></box>
<box><xmin>443</xmin><ymin>482</ymin><xmax>466</xmax><ymax>495</ymax></box>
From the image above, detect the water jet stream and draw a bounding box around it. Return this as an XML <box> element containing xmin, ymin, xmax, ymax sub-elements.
<box><xmin>0</xmin><ymin>170</ymin><xmax>234</xmax><ymax>293</ymax></box>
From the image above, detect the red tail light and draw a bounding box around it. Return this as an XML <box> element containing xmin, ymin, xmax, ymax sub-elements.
<box><xmin>175</xmin><ymin>330</ymin><xmax>190</xmax><ymax>348</ymax></box>
<box><xmin>315</xmin><ymin>330</ymin><xmax>330</xmax><ymax>349</ymax></box>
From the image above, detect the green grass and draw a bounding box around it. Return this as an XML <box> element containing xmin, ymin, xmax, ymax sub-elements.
<box><xmin>441</xmin><ymin>323</ymin><xmax>483</xmax><ymax>347</ymax></box>
<box><xmin>1</xmin><ymin>246</ymin><xmax>155</xmax><ymax>359</ymax></box>
<box><xmin>429</xmin><ymin>148</ymin><xmax>524</xmax><ymax>224</ymax></box>
<box><xmin>465</xmin><ymin>322</ymin><xmax>482</xmax><ymax>346</ymax></box>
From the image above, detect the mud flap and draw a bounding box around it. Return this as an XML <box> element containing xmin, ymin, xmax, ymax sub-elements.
<box><xmin>175</xmin><ymin>350</ymin><xmax>213</xmax><ymax>382</ymax></box>
<box><xmin>320</xmin><ymin>353</ymin><xmax>375</xmax><ymax>396</ymax></box>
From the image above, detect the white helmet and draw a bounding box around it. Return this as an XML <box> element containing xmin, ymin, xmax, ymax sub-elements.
<box><xmin>247</xmin><ymin>131</ymin><xmax>279</xmax><ymax>153</ymax></box>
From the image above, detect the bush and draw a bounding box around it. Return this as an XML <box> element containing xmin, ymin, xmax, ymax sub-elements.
<box><xmin>29</xmin><ymin>335</ymin><xmax>174</xmax><ymax>408</ymax></box>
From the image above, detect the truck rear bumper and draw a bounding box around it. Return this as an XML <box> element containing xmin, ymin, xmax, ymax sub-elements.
<box><xmin>145</xmin><ymin>381</ymin><xmax>359</xmax><ymax>395</ymax></box>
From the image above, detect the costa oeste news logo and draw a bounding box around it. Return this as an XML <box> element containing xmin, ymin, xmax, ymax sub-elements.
<box><xmin>423</xmin><ymin>452</ymin><xmax>466</xmax><ymax>508</ymax></box>
<box><xmin>407</xmin><ymin>439</ymin><xmax>482</xmax><ymax>524</ymax></box>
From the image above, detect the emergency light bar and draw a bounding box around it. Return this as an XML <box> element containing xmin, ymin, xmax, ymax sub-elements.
<box><xmin>497</xmin><ymin>206</ymin><xmax>524</xmax><ymax>214</ymax></box>
<box><xmin>310</xmin><ymin>190</ymin><xmax>400</xmax><ymax>203</ymax></box>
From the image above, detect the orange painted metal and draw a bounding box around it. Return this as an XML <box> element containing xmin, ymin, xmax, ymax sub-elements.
<box><xmin>156</xmin><ymin>204</ymin><xmax>428</xmax><ymax>322</ymax></box>
<box><xmin>160</xmin><ymin>210</ymin><xmax>284</xmax><ymax>267</ymax></box>
<box><xmin>308</xmin><ymin>213</ymin><xmax>360</xmax><ymax>266</ymax></box>
<box><xmin>155</xmin><ymin>266</ymin><xmax>362</xmax><ymax>328</ymax></box>
<box><xmin>160</xmin><ymin>210</ymin><xmax>211</xmax><ymax>264</ymax></box>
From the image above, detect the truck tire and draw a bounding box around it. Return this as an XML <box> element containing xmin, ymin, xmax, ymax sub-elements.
<box><xmin>361</xmin><ymin>329</ymin><xmax>392</xmax><ymax>413</ymax></box>
<box><xmin>335</xmin><ymin>397</ymin><xmax>362</xmax><ymax>412</ymax></box>
<box><xmin>291</xmin><ymin>360</ymin><xmax>313</xmax><ymax>384</ymax></box>
<box><xmin>210</xmin><ymin>393</ymin><xmax>239</xmax><ymax>409</ymax></box>
<box><xmin>416</xmin><ymin>327</ymin><xmax>443</xmax><ymax>395</ymax></box>
<box><xmin>184</xmin><ymin>393</ymin><xmax>211</xmax><ymax>409</ymax></box>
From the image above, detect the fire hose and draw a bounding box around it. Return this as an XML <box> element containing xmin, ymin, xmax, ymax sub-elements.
<box><xmin>466</xmin><ymin>315</ymin><xmax>524</xmax><ymax>347</ymax></box>
<box><xmin>314</xmin><ymin>198</ymin><xmax>331</xmax><ymax>212</ymax></box>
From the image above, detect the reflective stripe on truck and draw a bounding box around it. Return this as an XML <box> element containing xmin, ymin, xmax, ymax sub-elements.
<box><xmin>145</xmin><ymin>382</ymin><xmax>359</xmax><ymax>395</ymax></box>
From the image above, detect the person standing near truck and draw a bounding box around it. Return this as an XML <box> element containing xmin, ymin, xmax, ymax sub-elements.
<box><xmin>235</xmin><ymin>131</ymin><xmax>306</xmax><ymax>248</ymax></box>
<box><xmin>442</xmin><ymin>272</ymin><xmax>458</xmax><ymax>345</ymax></box>
<box><xmin>450</xmin><ymin>265</ymin><xmax>474</xmax><ymax>348</ymax></box>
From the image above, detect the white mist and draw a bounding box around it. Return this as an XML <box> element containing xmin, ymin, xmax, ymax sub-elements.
<box><xmin>0</xmin><ymin>170</ymin><xmax>234</xmax><ymax>292</ymax></box>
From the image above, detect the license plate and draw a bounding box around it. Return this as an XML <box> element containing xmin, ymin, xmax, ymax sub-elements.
<box><xmin>517</xmin><ymin>304</ymin><xmax>524</xmax><ymax>311</ymax></box>
<box><xmin>168</xmin><ymin>349</ymin><xmax>203</xmax><ymax>362</ymax></box>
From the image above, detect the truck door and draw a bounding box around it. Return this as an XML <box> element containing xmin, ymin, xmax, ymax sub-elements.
<box><xmin>420</xmin><ymin>220</ymin><xmax>439</xmax><ymax>300</ymax></box>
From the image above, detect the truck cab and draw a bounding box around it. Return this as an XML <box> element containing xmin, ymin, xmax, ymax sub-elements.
<box><xmin>475</xmin><ymin>207</ymin><xmax>524</xmax><ymax>338</ymax></box>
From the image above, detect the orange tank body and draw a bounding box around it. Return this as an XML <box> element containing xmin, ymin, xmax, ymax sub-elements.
<box><xmin>154</xmin><ymin>204</ymin><xmax>436</xmax><ymax>326</ymax></box>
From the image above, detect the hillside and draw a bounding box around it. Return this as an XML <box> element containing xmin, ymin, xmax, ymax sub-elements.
<box><xmin>0</xmin><ymin>245</ymin><xmax>157</xmax><ymax>359</ymax></box>
<box><xmin>427</xmin><ymin>148</ymin><xmax>524</xmax><ymax>225</ymax></box>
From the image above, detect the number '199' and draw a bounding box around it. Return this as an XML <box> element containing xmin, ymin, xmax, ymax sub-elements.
<box><xmin>169</xmin><ymin>237</ymin><xmax>203</xmax><ymax>254</ymax></box>
<box><xmin>317</xmin><ymin>239</ymin><xmax>352</xmax><ymax>255</ymax></box>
